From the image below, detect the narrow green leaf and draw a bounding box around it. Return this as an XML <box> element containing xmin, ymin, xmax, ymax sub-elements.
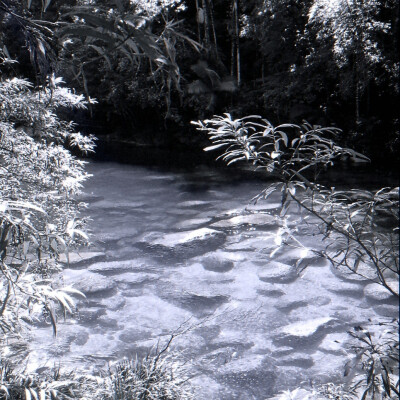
<box><xmin>204</xmin><ymin>143</ymin><xmax>227</xmax><ymax>152</ymax></box>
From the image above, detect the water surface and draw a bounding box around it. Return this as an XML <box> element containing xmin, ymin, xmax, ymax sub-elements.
<box><xmin>29</xmin><ymin>162</ymin><xmax>398</xmax><ymax>399</ymax></box>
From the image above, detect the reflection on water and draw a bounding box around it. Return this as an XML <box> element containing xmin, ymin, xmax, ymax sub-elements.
<box><xmin>29</xmin><ymin>162</ymin><xmax>398</xmax><ymax>399</ymax></box>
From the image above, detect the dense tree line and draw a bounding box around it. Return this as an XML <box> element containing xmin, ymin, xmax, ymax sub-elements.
<box><xmin>1</xmin><ymin>0</ymin><xmax>398</xmax><ymax>165</ymax></box>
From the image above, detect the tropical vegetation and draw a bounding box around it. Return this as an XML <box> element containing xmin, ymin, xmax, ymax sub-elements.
<box><xmin>0</xmin><ymin>0</ymin><xmax>398</xmax><ymax>399</ymax></box>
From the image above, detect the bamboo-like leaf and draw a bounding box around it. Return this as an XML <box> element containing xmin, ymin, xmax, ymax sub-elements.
<box><xmin>63</xmin><ymin>12</ymin><xmax>116</xmax><ymax>31</ymax></box>
<box><xmin>30</xmin><ymin>388</ymin><xmax>38</xmax><ymax>400</ymax></box>
<box><xmin>126</xmin><ymin>38</ymin><xmax>140</xmax><ymax>54</ymax></box>
<box><xmin>381</xmin><ymin>364</ymin><xmax>391</xmax><ymax>396</ymax></box>
<box><xmin>204</xmin><ymin>143</ymin><xmax>228</xmax><ymax>152</ymax></box>
<box><xmin>25</xmin><ymin>388</ymin><xmax>32</xmax><ymax>400</ymax></box>
<box><xmin>58</xmin><ymin>25</ymin><xmax>116</xmax><ymax>46</ymax></box>
<box><xmin>46</xmin><ymin>305</ymin><xmax>57</xmax><ymax>337</ymax></box>
<box><xmin>62</xmin><ymin>287</ymin><xmax>85</xmax><ymax>297</ymax></box>
<box><xmin>87</xmin><ymin>45</ymin><xmax>112</xmax><ymax>69</ymax></box>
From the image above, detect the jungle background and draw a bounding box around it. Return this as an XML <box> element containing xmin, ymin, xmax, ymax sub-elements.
<box><xmin>1</xmin><ymin>0</ymin><xmax>399</xmax><ymax>170</ymax></box>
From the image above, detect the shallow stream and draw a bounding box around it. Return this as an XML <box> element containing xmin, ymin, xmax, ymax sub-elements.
<box><xmin>29</xmin><ymin>162</ymin><xmax>398</xmax><ymax>399</ymax></box>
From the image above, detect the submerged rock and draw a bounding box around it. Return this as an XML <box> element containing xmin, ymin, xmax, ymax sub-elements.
<box><xmin>274</xmin><ymin>317</ymin><xmax>338</xmax><ymax>347</ymax></box>
<box><xmin>77</xmin><ymin>308</ymin><xmax>107</xmax><ymax>324</ymax></box>
<box><xmin>275</xmin><ymin>300</ymin><xmax>309</xmax><ymax>313</ymax></box>
<box><xmin>172</xmin><ymin>292</ymin><xmax>229</xmax><ymax>317</ymax></box>
<box><xmin>174</xmin><ymin>217</ymin><xmax>211</xmax><ymax>230</ymax></box>
<box><xmin>113</xmin><ymin>272</ymin><xmax>157</xmax><ymax>285</ymax></box>
<box><xmin>177</xmin><ymin>200</ymin><xmax>213</xmax><ymax>208</ymax></box>
<box><xmin>63</xmin><ymin>270</ymin><xmax>117</xmax><ymax>295</ymax></box>
<box><xmin>195</xmin><ymin>250</ymin><xmax>245</xmax><ymax>273</ymax></box>
<box><xmin>281</xmin><ymin>317</ymin><xmax>335</xmax><ymax>338</ymax></box>
<box><xmin>326</xmin><ymin>280</ymin><xmax>365</xmax><ymax>297</ymax></box>
<box><xmin>59</xmin><ymin>251</ymin><xmax>105</xmax><ymax>266</ymax></box>
<box><xmin>88</xmin><ymin>260</ymin><xmax>136</xmax><ymax>273</ymax></box>
<box><xmin>364</xmin><ymin>281</ymin><xmax>399</xmax><ymax>301</ymax></box>
<box><xmin>257</xmin><ymin>261</ymin><xmax>298</xmax><ymax>283</ymax></box>
<box><xmin>282</xmin><ymin>317</ymin><xmax>334</xmax><ymax>337</ymax></box>
<box><xmin>211</xmin><ymin>213</ymin><xmax>279</xmax><ymax>229</ymax></box>
<box><xmin>275</xmin><ymin>353</ymin><xmax>314</xmax><ymax>368</ymax></box>
<box><xmin>331</xmin><ymin>261</ymin><xmax>378</xmax><ymax>282</ymax></box>
<box><xmin>318</xmin><ymin>332</ymin><xmax>349</xmax><ymax>355</ymax></box>
<box><xmin>245</xmin><ymin>202</ymin><xmax>281</xmax><ymax>212</ymax></box>
<box><xmin>257</xmin><ymin>288</ymin><xmax>286</xmax><ymax>298</ymax></box>
<box><xmin>144</xmin><ymin>228</ymin><xmax>224</xmax><ymax>247</ymax></box>
<box><xmin>88</xmin><ymin>259</ymin><xmax>159</xmax><ymax>274</ymax></box>
<box><xmin>100</xmin><ymin>294</ymin><xmax>126</xmax><ymax>311</ymax></box>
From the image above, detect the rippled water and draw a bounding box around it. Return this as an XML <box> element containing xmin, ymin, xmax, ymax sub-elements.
<box><xmin>29</xmin><ymin>162</ymin><xmax>398</xmax><ymax>399</ymax></box>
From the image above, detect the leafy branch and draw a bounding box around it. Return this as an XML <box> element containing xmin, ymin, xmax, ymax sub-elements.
<box><xmin>192</xmin><ymin>113</ymin><xmax>399</xmax><ymax>295</ymax></box>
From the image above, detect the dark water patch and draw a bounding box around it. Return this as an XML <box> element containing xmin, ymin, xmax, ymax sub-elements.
<box><xmin>173</xmin><ymin>294</ymin><xmax>229</xmax><ymax>318</ymax></box>
<box><xmin>257</xmin><ymin>289</ymin><xmax>286</xmax><ymax>298</ymax></box>
<box><xmin>97</xmin><ymin>317</ymin><xmax>121</xmax><ymax>329</ymax></box>
<box><xmin>216</xmin><ymin>369</ymin><xmax>277</xmax><ymax>399</ymax></box>
<box><xmin>275</xmin><ymin>300</ymin><xmax>309</xmax><ymax>313</ymax></box>
<box><xmin>195</xmin><ymin>326</ymin><xmax>222</xmax><ymax>342</ymax></box>
<box><xmin>276</xmin><ymin>354</ymin><xmax>314</xmax><ymax>369</ymax></box>
<box><xmin>201</xmin><ymin>257</ymin><xmax>235</xmax><ymax>273</ymax></box>
<box><xmin>83</xmin><ymin>287</ymin><xmax>118</xmax><ymax>300</ymax></box>
<box><xmin>77</xmin><ymin>308</ymin><xmax>107</xmax><ymax>324</ymax></box>
<box><xmin>374</xmin><ymin>304</ymin><xmax>399</xmax><ymax>318</ymax></box>
<box><xmin>135</xmin><ymin>236</ymin><xmax>226</xmax><ymax>262</ymax></box>
<box><xmin>119</xmin><ymin>330</ymin><xmax>149</xmax><ymax>344</ymax></box>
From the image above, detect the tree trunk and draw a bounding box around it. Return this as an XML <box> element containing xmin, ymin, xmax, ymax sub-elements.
<box><xmin>202</xmin><ymin>0</ymin><xmax>210</xmax><ymax>48</ymax></box>
<box><xmin>195</xmin><ymin>0</ymin><xmax>201</xmax><ymax>44</ymax></box>
<box><xmin>208</xmin><ymin>0</ymin><xmax>219</xmax><ymax>61</ymax></box>
<box><xmin>233</xmin><ymin>0</ymin><xmax>241</xmax><ymax>87</ymax></box>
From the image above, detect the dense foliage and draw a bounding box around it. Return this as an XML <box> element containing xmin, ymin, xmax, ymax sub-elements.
<box><xmin>0</xmin><ymin>344</ymin><xmax>193</xmax><ymax>399</ymax></box>
<box><xmin>53</xmin><ymin>0</ymin><xmax>400</xmax><ymax>167</ymax></box>
<box><xmin>1</xmin><ymin>0</ymin><xmax>396</xmax><ymax>166</ymax></box>
<box><xmin>0</xmin><ymin>75</ymin><xmax>95</xmax><ymax>353</ymax></box>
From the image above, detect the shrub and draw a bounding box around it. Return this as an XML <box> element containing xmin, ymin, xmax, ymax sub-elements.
<box><xmin>0</xmin><ymin>344</ymin><xmax>194</xmax><ymax>400</ymax></box>
<box><xmin>192</xmin><ymin>114</ymin><xmax>399</xmax><ymax>294</ymax></box>
<box><xmin>0</xmin><ymin>76</ymin><xmax>95</xmax><ymax>349</ymax></box>
<box><xmin>104</xmin><ymin>351</ymin><xmax>193</xmax><ymax>400</ymax></box>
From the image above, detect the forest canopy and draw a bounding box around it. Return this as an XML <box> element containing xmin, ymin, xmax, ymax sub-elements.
<box><xmin>0</xmin><ymin>0</ymin><xmax>398</xmax><ymax>168</ymax></box>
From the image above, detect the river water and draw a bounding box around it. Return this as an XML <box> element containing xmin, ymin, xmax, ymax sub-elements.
<box><xmin>29</xmin><ymin>161</ymin><xmax>398</xmax><ymax>399</ymax></box>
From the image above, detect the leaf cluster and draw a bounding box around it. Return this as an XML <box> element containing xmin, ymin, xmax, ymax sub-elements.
<box><xmin>0</xmin><ymin>77</ymin><xmax>94</xmax><ymax>347</ymax></box>
<box><xmin>346</xmin><ymin>320</ymin><xmax>399</xmax><ymax>400</ymax></box>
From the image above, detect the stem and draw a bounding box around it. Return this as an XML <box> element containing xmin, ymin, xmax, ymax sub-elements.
<box><xmin>0</xmin><ymin>281</ymin><xmax>10</xmax><ymax>317</ymax></box>
<box><xmin>288</xmin><ymin>191</ymin><xmax>398</xmax><ymax>297</ymax></box>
